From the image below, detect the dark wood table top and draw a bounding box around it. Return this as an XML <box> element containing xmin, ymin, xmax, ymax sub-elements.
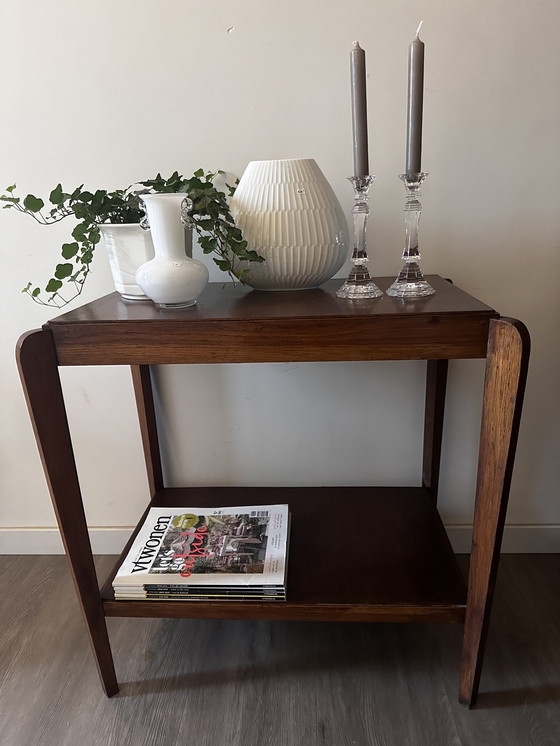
<box><xmin>47</xmin><ymin>276</ymin><xmax>495</xmax><ymax>325</ymax></box>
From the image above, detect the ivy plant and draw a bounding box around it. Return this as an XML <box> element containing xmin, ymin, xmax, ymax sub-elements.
<box><xmin>1</xmin><ymin>170</ymin><xmax>263</xmax><ymax>308</ymax></box>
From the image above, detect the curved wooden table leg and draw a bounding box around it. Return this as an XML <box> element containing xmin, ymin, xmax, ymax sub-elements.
<box><xmin>459</xmin><ymin>318</ymin><xmax>530</xmax><ymax>706</ymax></box>
<box><xmin>16</xmin><ymin>329</ymin><xmax>119</xmax><ymax>697</ymax></box>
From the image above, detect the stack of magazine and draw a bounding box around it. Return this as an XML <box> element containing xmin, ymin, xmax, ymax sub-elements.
<box><xmin>113</xmin><ymin>504</ymin><xmax>290</xmax><ymax>601</ymax></box>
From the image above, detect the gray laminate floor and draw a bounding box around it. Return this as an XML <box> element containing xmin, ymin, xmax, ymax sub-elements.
<box><xmin>1</xmin><ymin>554</ymin><xmax>559</xmax><ymax>746</ymax></box>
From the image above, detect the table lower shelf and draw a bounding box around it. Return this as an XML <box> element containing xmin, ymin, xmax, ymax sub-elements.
<box><xmin>100</xmin><ymin>486</ymin><xmax>467</xmax><ymax>624</ymax></box>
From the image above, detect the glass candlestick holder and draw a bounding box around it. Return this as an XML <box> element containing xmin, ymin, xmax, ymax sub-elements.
<box><xmin>336</xmin><ymin>175</ymin><xmax>383</xmax><ymax>299</ymax></box>
<box><xmin>386</xmin><ymin>172</ymin><xmax>435</xmax><ymax>298</ymax></box>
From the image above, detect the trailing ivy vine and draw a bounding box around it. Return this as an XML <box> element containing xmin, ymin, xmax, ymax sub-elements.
<box><xmin>1</xmin><ymin>169</ymin><xmax>263</xmax><ymax>308</ymax></box>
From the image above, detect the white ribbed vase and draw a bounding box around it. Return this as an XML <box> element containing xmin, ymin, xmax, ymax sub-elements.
<box><xmin>230</xmin><ymin>159</ymin><xmax>349</xmax><ymax>290</ymax></box>
<box><xmin>99</xmin><ymin>223</ymin><xmax>155</xmax><ymax>300</ymax></box>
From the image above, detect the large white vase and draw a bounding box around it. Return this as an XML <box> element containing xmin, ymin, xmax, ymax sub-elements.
<box><xmin>230</xmin><ymin>158</ymin><xmax>349</xmax><ymax>290</ymax></box>
<box><xmin>99</xmin><ymin>223</ymin><xmax>155</xmax><ymax>300</ymax></box>
<box><xmin>136</xmin><ymin>194</ymin><xmax>209</xmax><ymax>308</ymax></box>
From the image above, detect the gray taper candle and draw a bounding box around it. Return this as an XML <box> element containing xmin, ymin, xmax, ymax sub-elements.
<box><xmin>406</xmin><ymin>24</ymin><xmax>425</xmax><ymax>176</ymax></box>
<box><xmin>350</xmin><ymin>41</ymin><xmax>369</xmax><ymax>177</ymax></box>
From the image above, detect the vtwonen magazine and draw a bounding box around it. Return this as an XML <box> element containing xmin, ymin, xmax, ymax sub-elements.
<box><xmin>113</xmin><ymin>504</ymin><xmax>290</xmax><ymax>600</ymax></box>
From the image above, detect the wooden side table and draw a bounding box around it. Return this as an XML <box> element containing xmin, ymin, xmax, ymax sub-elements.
<box><xmin>16</xmin><ymin>276</ymin><xmax>529</xmax><ymax>707</ymax></box>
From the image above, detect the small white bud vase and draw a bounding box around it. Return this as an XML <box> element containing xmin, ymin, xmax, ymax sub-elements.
<box><xmin>136</xmin><ymin>193</ymin><xmax>209</xmax><ymax>309</ymax></box>
<box><xmin>99</xmin><ymin>223</ymin><xmax>155</xmax><ymax>300</ymax></box>
<box><xmin>230</xmin><ymin>158</ymin><xmax>349</xmax><ymax>290</ymax></box>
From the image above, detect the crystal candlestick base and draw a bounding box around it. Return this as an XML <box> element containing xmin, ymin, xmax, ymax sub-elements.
<box><xmin>386</xmin><ymin>172</ymin><xmax>435</xmax><ymax>298</ymax></box>
<box><xmin>336</xmin><ymin>175</ymin><xmax>383</xmax><ymax>299</ymax></box>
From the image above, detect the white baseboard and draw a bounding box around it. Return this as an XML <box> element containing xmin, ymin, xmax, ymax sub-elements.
<box><xmin>0</xmin><ymin>525</ymin><xmax>559</xmax><ymax>555</ymax></box>
<box><xmin>0</xmin><ymin>528</ymin><xmax>134</xmax><ymax>555</ymax></box>
<box><xmin>444</xmin><ymin>525</ymin><xmax>560</xmax><ymax>553</ymax></box>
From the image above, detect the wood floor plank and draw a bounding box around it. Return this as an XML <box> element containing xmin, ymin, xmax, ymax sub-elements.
<box><xmin>1</xmin><ymin>554</ymin><xmax>559</xmax><ymax>745</ymax></box>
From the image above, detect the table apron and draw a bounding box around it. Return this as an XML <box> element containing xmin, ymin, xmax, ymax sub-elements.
<box><xmin>50</xmin><ymin>315</ymin><xmax>492</xmax><ymax>365</ymax></box>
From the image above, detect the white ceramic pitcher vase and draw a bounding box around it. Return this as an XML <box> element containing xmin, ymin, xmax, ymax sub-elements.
<box><xmin>136</xmin><ymin>193</ymin><xmax>208</xmax><ymax>308</ymax></box>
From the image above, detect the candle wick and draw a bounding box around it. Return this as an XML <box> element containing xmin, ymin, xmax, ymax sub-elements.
<box><xmin>352</xmin><ymin>40</ymin><xmax>362</xmax><ymax>50</ymax></box>
<box><xmin>415</xmin><ymin>21</ymin><xmax>423</xmax><ymax>39</ymax></box>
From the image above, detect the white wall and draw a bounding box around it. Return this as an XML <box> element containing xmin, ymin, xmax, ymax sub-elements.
<box><xmin>1</xmin><ymin>0</ymin><xmax>559</xmax><ymax>552</ymax></box>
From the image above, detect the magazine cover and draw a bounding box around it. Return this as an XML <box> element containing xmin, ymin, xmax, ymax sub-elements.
<box><xmin>113</xmin><ymin>505</ymin><xmax>289</xmax><ymax>588</ymax></box>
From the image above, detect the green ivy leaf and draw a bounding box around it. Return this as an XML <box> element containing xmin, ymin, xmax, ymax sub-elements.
<box><xmin>71</xmin><ymin>222</ymin><xmax>89</xmax><ymax>241</ymax></box>
<box><xmin>23</xmin><ymin>194</ymin><xmax>44</xmax><ymax>212</ymax></box>
<box><xmin>72</xmin><ymin>203</ymin><xmax>89</xmax><ymax>219</ymax></box>
<box><xmin>214</xmin><ymin>259</ymin><xmax>231</xmax><ymax>271</ymax></box>
<box><xmin>196</xmin><ymin>219</ymin><xmax>215</xmax><ymax>231</ymax></box>
<box><xmin>54</xmin><ymin>263</ymin><xmax>74</xmax><ymax>279</ymax></box>
<box><xmin>199</xmin><ymin>236</ymin><xmax>218</xmax><ymax>253</ymax></box>
<box><xmin>45</xmin><ymin>278</ymin><xmax>63</xmax><ymax>293</ymax></box>
<box><xmin>49</xmin><ymin>184</ymin><xmax>64</xmax><ymax>205</ymax></box>
<box><xmin>244</xmin><ymin>250</ymin><xmax>265</xmax><ymax>262</ymax></box>
<box><xmin>61</xmin><ymin>242</ymin><xmax>79</xmax><ymax>259</ymax></box>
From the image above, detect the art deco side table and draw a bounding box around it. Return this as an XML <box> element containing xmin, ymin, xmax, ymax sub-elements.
<box><xmin>17</xmin><ymin>276</ymin><xmax>529</xmax><ymax>706</ymax></box>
